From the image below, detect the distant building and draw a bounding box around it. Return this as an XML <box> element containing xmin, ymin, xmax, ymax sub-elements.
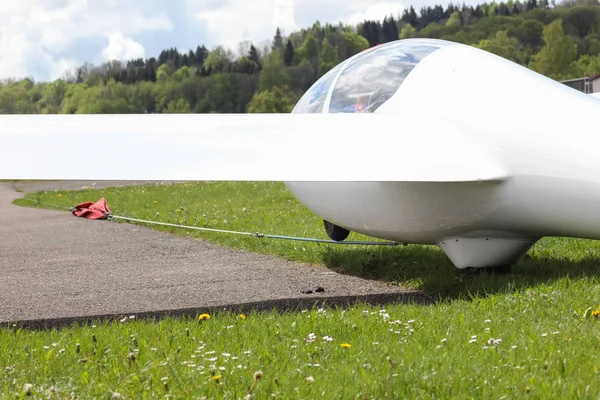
<box><xmin>560</xmin><ymin>74</ymin><xmax>600</xmax><ymax>94</ymax></box>
<box><xmin>590</xmin><ymin>73</ymin><xmax>600</xmax><ymax>93</ymax></box>
<box><xmin>561</xmin><ymin>76</ymin><xmax>592</xmax><ymax>93</ymax></box>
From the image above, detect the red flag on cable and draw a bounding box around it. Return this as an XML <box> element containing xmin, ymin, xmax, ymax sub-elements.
<box><xmin>71</xmin><ymin>198</ymin><xmax>112</xmax><ymax>220</ymax></box>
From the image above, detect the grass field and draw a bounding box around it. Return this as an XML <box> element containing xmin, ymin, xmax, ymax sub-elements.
<box><xmin>7</xmin><ymin>181</ymin><xmax>600</xmax><ymax>398</ymax></box>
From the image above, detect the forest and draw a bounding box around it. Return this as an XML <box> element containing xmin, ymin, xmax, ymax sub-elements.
<box><xmin>1</xmin><ymin>0</ymin><xmax>600</xmax><ymax>114</ymax></box>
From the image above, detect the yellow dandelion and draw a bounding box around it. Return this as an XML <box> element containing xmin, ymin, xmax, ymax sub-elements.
<box><xmin>238</xmin><ymin>314</ymin><xmax>246</xmax><ymax>320</ymax></box>
<box><xmin>198</xmin><ymin>313</ymin><xmax>211</xmax><ymax>321</ymax></box>
<box><xmin>593</xmin><ymin>310</ymin><xmax>600</xmax><ymax>317</ymax></box>
<box><xmin>176</xmin><ymin>209</ymin><xmax>181</xmax><ymax>213</ymax></box>
<box><xmin>212</xmin><ymin>375</ymin><xmax>221</xmax><ymax>381</ymax></box>
<box><xmin>57</xmin><ymin>194</ymin><xmax>63</xmax><ymax>198</ymax></box>
<box><xmin>340</xmin><ymin>343</ymin><xmax>352</xmax><ymax>348</ymax></box>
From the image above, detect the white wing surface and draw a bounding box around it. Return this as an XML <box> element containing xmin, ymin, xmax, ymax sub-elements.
<box><xmin>0</xmin><ymin>113</ymin><xmax>506</xmax><ymax>182</ymax></box>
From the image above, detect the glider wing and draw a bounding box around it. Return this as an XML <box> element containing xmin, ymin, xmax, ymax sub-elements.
<box><xmin>0</xmin><ymin>113</ymin><xmax>506</xmax><ymax>183</ymax></box>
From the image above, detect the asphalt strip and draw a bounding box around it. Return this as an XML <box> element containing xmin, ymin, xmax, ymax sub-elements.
<box><xmin>0</xmin><ymin>181</ymin><xmax>430</xmax><ymax>329</ymax></box>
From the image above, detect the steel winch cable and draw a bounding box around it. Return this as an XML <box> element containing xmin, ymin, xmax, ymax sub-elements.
<box><xmin>19</xmin><ymin>197</ymin><xmax>403</xmax><ymax>246</ymax></box>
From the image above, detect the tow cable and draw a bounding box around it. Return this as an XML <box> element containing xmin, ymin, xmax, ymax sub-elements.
<box><xmin>20</xmin><ymin>198</ymin><xmax>404</xmax><ymax>246</ymax></box>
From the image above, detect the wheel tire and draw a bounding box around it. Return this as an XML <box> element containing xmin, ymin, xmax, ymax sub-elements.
<box><xmin>323</xmin><ymin>220</ymin><xmax>350</xmax><ymax>242</ymax></box>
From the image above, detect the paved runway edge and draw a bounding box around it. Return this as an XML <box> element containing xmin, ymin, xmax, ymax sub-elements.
<box><xmin>2</xmin><ymin>292</ymin><xmax>434</xmax><ymax>330</ymax></box>
<box><xmin>1</xmin><ymin>181</ymin><xmax>425</xmax><ymax>329</ymax></box>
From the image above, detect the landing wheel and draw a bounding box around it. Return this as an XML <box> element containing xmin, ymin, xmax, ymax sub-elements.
<box><xmin>323</xmin><ymin>220</ymin><xmax>350</xmax><ymax>242</ymax></box>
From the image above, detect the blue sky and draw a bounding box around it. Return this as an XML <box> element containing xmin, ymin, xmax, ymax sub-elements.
<box><xmin>0</xmin><ymin>0</ymin><xmax>473</xmax><ymax>81</ymax></box>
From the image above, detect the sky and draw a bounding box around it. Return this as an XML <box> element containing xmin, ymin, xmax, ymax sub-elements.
<box><xmin>0</xmin><ymin>0</ymin><xmax>477</xmax><ymax>82</ymax></box>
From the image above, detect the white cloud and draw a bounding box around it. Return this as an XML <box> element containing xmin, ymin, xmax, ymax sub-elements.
<box><xmin>194</xmin><ymin>0</ymin><xmax>298</xmax><ymax>51</ymax></box>
<box><xmin>102</xmin><ymin>33</ymin><xmax>146</xmax><ymax>62</ymax></box>
<box><xmin>0</xmin><ymin>0</ymin><xmax>173</xmax><ymax>80</ymax></box>
<box><xmin>0</xmin><ymin>0</ymin><xmax>483</xmax><ymax>81</ymax></box>
<box><xmin>48</xmin><ymin>57</ymin><xmax>79</xmax><ymax>81</ymax></box>
<box><xmin>0</xmin><ymin>31</ymin><xmax>32</xmax><ymax>80</ymax></box>
<box><xmin>191</xmin><ymin>0</ymin><xmax>409</xmax><ymax>52</ymax></box>
<box><xmin>346</xmin><ymin>1</ymin><xmax>406</xmax><ymax>25</ymax></box>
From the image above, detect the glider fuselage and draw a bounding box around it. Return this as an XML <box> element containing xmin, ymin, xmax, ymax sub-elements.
<box><xmin>284</xmin><ymin>40</ymin><xmax>600</xmax><ymax>268</ymax></box>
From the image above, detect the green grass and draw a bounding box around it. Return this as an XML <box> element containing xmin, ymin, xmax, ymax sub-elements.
<box><xmin>3</xmin><ymin>292</ymin><xmax>600</xmax><ymax>399</ymax></box>
<box><xmin>8</xmin><ymin>181</ymin><xmax>600</xmax><ymax>398</ymax></box>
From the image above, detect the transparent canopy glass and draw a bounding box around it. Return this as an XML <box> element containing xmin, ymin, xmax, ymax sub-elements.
<box><xmin>292</xmin><ymin>39</ymin><xmax>451</xmax><ymax>114</ymax></box>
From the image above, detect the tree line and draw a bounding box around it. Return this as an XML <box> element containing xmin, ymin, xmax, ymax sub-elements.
<box><xmin>1</xmin><ymin>0</ymin><xmax>600</xmax><ymax>114</ymax></box>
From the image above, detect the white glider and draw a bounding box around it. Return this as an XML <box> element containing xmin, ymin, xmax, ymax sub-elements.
<box><xmin>2</xmin><ymin>38</ymin><xmax>600</xmax><ymax>271</ymax></box>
